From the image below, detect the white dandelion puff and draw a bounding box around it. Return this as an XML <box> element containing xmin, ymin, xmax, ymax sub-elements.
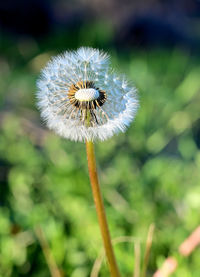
<box><xmin>36</xmin><ymin>47</ymin><xmax>139</xmax><ymax>142</ymax></box>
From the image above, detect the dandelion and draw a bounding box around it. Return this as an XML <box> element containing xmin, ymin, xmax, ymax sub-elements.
<box><xmin>36</xmin><ymin>47</ymin><xmax>139</xmax><ymax>142</ymax></box>
<box><xmin>36</xmin><ymin>47</ymin><xmax>139</xmax><ymax>277</ymax></box>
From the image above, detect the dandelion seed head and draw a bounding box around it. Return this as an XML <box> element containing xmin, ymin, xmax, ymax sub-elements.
<box><xmin>36</xmin><ymin>47</ymin><xmax>139</xmax><ymax>142</ymax></box>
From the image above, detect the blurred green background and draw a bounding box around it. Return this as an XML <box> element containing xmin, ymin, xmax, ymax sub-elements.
<box><xmin>0</xmin><ymin>0</ymin><xmax>200</xmax><ymax>276</ymax></box>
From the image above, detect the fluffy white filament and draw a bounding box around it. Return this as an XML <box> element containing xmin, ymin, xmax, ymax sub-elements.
<box><xmin>36</xmin><ymin>47</ymin><xmax>139</xmax><ymax>142</ymax></box>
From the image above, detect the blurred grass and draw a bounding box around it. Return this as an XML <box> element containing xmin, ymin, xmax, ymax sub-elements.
<box><xmin>0</xmin><ymin>22</ymin><xmax>200</xmax><ymax>277</ymax></box>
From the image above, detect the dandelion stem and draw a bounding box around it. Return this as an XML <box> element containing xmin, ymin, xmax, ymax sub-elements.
<box><xmin>86</xmin><ymin>140</ymin><xmax>121</xmax><ymax>277</ymax></box>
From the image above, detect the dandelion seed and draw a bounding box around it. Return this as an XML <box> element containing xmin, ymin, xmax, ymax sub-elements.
<box><xmin>36</xmin><ymin>47</ymin><xmax>139</xmax><ymax>142</ymax></box>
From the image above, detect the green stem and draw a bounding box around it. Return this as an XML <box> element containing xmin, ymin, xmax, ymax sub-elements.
<box><xmin>86</xmin><ymin>140</ymin><xmax>121</xmax><ymax>277</ymax></box>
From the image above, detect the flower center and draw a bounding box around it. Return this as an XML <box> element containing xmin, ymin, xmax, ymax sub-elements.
<box><xmin>67</xmin><ymin>81</ymin><xmax>108</xmax><ymax>126</ymax></box>
<box><xmin>75</xmin><ymin>88</ymin><xmax>100</xmax><ymax>101</ymax></box>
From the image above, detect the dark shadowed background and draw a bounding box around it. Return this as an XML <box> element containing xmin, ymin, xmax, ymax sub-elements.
<box><xmin>0</xmin><ymin>0</ymin><xmax>200</xmax><ymax>276</ymax></box>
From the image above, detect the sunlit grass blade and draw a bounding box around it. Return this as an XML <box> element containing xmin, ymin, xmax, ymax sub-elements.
<box><xmin>134</xmin><ymin>240</ymin><xmax>141</xmax><ymax>277</ymax></box>
<box><xmin>35</xmin><ymin>226</ymin><xmax>62</xmax><ymax>277</ymax></box>
<box><xmin>141</xmin><ymin>223</ymin><xmax>155</xmax><ymax>277</ymax></box>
